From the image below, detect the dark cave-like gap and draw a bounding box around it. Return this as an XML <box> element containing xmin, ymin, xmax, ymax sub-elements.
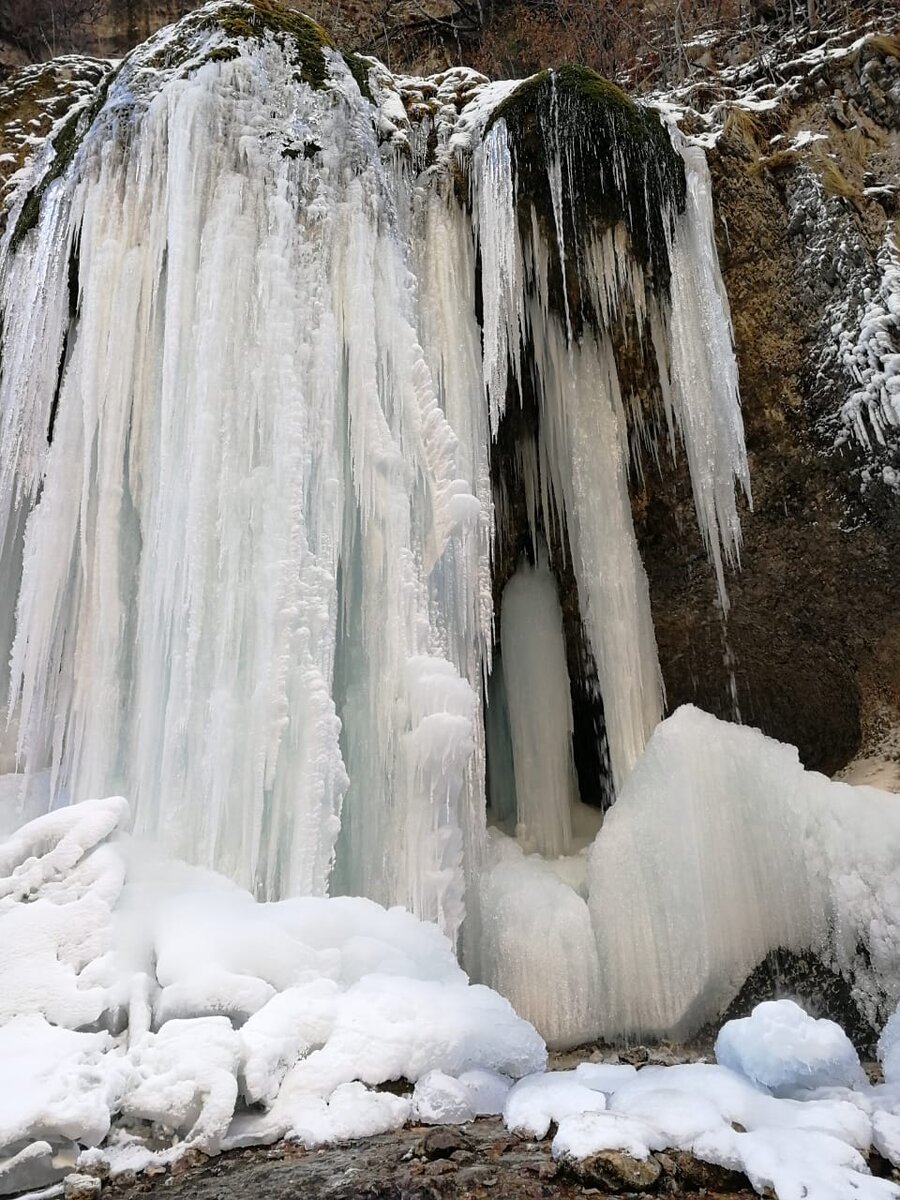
<box><xmin>484</xmin><ymin>355</ymin><xmax>615</xmax><ymax>843</ymax></box>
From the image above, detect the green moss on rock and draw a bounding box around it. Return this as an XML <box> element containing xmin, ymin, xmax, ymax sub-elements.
<box><xmin>486</xmin><ymin>65</ymin><xmax>685</xmax><ymax>305</ymax></box>
<box><xmin>10</xmin><ymin>65</ymin><xmax>118</xmax><ymax>251</ymax></box>
<box><xmin>345</xmin><ymin>53</ymin><xmax>374</xmax><ymax>104</ymax></box>
<box><xmin>142</xmin><ymin>0</ymin><xmax>334</xmax><ymax>88</ymax></box>
<box><xmin>207</xmin><ymin>1</ymin><xmax>333</xmax><ymax>87</ymax></box>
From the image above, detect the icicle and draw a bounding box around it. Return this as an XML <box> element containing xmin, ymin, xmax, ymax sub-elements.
<box><xmin>661</xmin><ymin>135</ymin><xmax>752</xmax><ymax>612</ymax></box>
<box><xmin>474</xmin><ymin>120</ymin><xmax>523</xmax><ymax>435</ymax></box>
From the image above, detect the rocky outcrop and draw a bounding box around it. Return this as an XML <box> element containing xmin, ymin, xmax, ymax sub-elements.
<box><xmin>636</xmin><ymin>29</ymin><xmax>900</xmax><ymax>774</ymax></box>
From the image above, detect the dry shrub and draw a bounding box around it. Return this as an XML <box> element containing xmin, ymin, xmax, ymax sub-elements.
<box><xmin>754</xmin><ymin>146</ymin><xmax>801</xmax><ymax>171</ymax></box>
<box><xmin>723</xmin><ymin>105</ymin><xmax>765</xmax><ymax>151</ymax></box>
<box><xmin>814</xmin><ymin>149</ymin><xmax>862</xmax><ymax>199</ymax></box>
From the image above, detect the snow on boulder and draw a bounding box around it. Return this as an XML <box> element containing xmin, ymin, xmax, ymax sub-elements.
<box><xmin>715</xmin><ymin>999</ymin><xmax>866</xmax><ymax>1094</ymax></box>
<box><xmin>551</xmin><ymin>1110</ymin><xmax>664</xmax><ymax>1161</ymax></box>
<box><xmin>412</xmin><ymin>1071</ymin><xmax>475</xmax><ymax>1124</ymax></box>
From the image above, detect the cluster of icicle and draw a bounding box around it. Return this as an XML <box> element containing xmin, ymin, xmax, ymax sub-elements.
<box><xmin>836</xmin><ymin>232</ymin><xmax>900</xmax><ymax>469</ymax></box>
<box><xmin>0</xmin><ymin>2</ymin><xmax>750</xmax><ymax>1039</ymax></box>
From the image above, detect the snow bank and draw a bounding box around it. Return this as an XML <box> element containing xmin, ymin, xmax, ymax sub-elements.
<box><xmin>0</xmin><ymin>798</ymin><xmax>545</xmax><ymax>1193</ymax></box>
<box><xmin>544</xmin><ymin>1040</ymin><xmax>900</xmax><ymax>1200</ymax></box>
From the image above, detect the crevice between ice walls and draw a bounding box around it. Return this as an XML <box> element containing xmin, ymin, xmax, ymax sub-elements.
<box><xmin>470</xmin><ymin>69</ymin><xmax>750</xmax><ymax>797</ymax></box>
<box><xmin>467</xmin><ymin>68</ymin><xmax>753</xmax><ymax>1045</ymax></box>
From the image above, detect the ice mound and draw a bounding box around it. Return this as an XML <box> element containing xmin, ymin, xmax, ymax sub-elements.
<box><xmin>588</xmin><ymin>707</ymin><xmax>900</xmax><ymax>1040</ymax></box>
<box><xmin>479</xmin><ymin>706</ymin><xmax>900</xmax><ymax>1047</ymax></box>
<box><xmin>716</xmin><ymin>999</ymin><xmax>866</xmax><ymax>1094</ymax></box>
<box><xmin>503</xmin><ymin>1071</ymin><xmax>608</xmax><ymax>1138</ymax></box>
<box><xmin>0</xmin><ymin>798</ymin><xmax>545</xmax><ymax>1193</ymax></box>
<box><xmin>411</xmin><ymin>1067</ymin><xmax>512</xmax><ymax>1124</ymax></box>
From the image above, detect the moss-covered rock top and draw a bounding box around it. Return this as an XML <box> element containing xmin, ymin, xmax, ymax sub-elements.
<box><xmin>139</xmin><ymin>0</ymin><xmax>371</xmax><ymax>97</ymax></box>
<box><xmin>0</xmin><ymin>57</ymin><xmax>113</xmax><ymax>243</ymax></box>
<box><xmin>143</xmin><ymin>0</ymin><xmax>332</xmax><ymax>85</ymax></box>
<box><xmin>486</xmin><ymin>65</ymin><xmax>686</xmax><ymax>299</ymax></box>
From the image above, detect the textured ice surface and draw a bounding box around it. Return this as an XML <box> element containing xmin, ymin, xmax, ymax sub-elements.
<box><xmin>879</xmin><ymin>1005</ymin><xmax>900</xmax><ymax>1084</ymax></box>
<box><xmin>474</xmin><ymin>832</ymin><xmax>601</xmax><ymax>1048</ymax></box>
<box><xmin>477</xmin><ymin>705</ymin><xmax>900</xmax><ymax>1046</ymax></box>
<box><xmin>588</xmin><ymin>707</ymin><xmax>900</xmax><ymax>1040</ymax></box>
<box><xmin>835</xmin><ymin>234</ymin><xmax>900</xmax><ymax>462</ymax></box>
<box><xmin>499</xmin><ymin>557</ymin><xmax>577</xmax><ymax>857</ymax></box>
<box><xmin>716</xmin><ymin>999</ymin><xmax>865</xmax><ymax>1094</ymax></box>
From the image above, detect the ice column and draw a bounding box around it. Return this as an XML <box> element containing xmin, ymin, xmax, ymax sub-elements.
<box><xmin>500</xmin><ymin>556</ymin><xmax>577</xmax><ymax>858</ymax></box>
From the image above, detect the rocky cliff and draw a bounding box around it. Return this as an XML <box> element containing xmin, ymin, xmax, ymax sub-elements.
<box><xmin>640</xmin><ymin>28</ymin><xmax>899</xmax><ymax>777</ymax></box>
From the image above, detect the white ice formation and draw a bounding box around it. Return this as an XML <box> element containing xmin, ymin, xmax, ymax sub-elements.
<box><xmin>476</xmin><ymin>704</ymin><xmax>900</xmax><ymax>1047</ymax></box>
<box><xmin>0</xmin><ymin>0</ymin><xmax>749</xmax><ymax>935</ymax></box>
<box><xmin>834</xmin><ymin>231</ymin><xmax>900</xmax><ymax>486</ymax></box>
<box><xmin>2</xmin><ymin>2</ymin><xmax>900</xmax><ymax>1156</ymax></box>
<box><xmin>497</xmin><ymin>556</ymin><xmax>578</xmax><ymax>858</ymax></box>
<box><xmin>0</xmin><ymin>797</ymin><xmax>544</xmax><ymax>1192</ymax></box>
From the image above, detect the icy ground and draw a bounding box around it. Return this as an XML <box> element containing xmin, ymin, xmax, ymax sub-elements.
<box><xmin>5</xmin><ymin>711</ymin><xmax>900</xmax><ymax>1200</ymax></box>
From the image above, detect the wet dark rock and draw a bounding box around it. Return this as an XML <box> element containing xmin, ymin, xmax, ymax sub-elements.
<box><xmin>566</xmin><ymin>1147</ymin><xmax>662</xmax><ymax>1190</ymax></box>
<box><xmin>666</xmin><ymin>1150</ymin><xmax>748</xmax><ymax>1191</ymax></box>
<box><xmin>420</xmin><ymin>1128</ymin><xmax>473</xmax><ymax>1160</ymax></box>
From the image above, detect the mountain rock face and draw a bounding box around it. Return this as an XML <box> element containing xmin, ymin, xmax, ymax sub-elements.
<box><xmin>636</xmin><ymin>30</ymin><xmax>900</xmax><ymax>776</ymax></box>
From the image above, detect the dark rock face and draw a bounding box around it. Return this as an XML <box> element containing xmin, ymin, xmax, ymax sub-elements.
<box><xmin>636</xmin><ymin>32</ymin><xmax>900</xmax><ymax>775</ymax></box>
<box><xmin>567</xmin><ymin>1146</ymin><xmax>662</xmax><ymax>1190</ymax></box>
<box><xmin>718</xmin><ymin>947</ymin><xmax>879</xmax><ymax>1053</ymax></box>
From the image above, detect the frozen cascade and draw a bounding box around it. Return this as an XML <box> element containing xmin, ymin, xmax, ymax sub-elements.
<box><xmin>0</xmin><ymin>27</ymin><xmax>487</xmax><ymax>930</ymax></box>
<box><xmin>0</xmin><ymin>1</ymin><xmax>762</xmax><ymax>1044</ymax></box>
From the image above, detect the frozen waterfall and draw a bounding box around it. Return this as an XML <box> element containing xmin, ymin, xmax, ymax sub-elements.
<box><xmin>0</xmin><ymin>1</ymin><xmax>763</xmax><ymax>1045</ymax></box>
